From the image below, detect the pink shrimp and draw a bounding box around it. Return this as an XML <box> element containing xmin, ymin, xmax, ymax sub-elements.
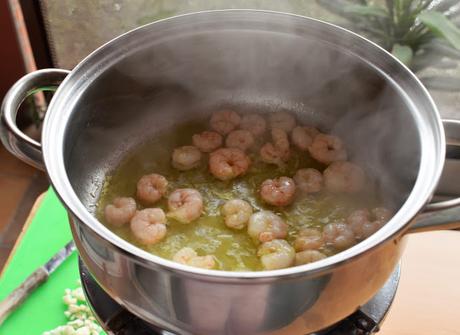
<box><xmin>260</xmin><ymin>176</ymin><xmax>296</xmax><ymax>206</ymax></box>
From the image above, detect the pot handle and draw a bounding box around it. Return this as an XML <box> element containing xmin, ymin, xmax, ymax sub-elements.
<box><xmin>0</xmin><ymin>69</ymin><xmax>70</xmax><ymax>171</ymax></box>
<box><xmin>408</xmin><ymin>119</ymin><xmax>460</xmax><ymax>233</ymax></box>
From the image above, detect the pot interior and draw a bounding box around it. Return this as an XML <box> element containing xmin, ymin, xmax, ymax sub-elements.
<box><xmin>64</xmin><ymin>14</ymin><xmax>421</xmax><ymax>217</ymax></box>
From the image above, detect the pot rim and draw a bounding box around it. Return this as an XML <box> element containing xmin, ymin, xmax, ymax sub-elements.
<box><xmin>42</xmin><ymin>9</ymin><xmax>445</xmax><ymax>280</ymax></box>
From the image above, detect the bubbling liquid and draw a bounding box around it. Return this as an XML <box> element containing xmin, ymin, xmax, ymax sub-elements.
<box><xmin>97</xmin><ymin>120</ymin><xmax>383</xmax><ymax>271</ymax></box>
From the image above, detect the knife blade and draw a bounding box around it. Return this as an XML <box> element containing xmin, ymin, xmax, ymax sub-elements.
<box><xmin>44</xmin><ymin>241</ymin><xmax>76</xmax><ymax>274</ymax></box>
<box><xmin>0</xmin><ymin>240</ymin><xmax>76</xmax><ymax>325</ymax></box>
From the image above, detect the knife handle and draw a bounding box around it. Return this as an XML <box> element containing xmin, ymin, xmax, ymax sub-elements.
<box><xmin>0</xmin><ymin>267</ymin><xmax>48</xmax><ymax>325</ymax></box>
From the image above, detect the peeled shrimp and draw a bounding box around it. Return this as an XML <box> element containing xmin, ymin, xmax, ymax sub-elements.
<box><xmin>291</xmin><ymin>126</ymin><xmax>320</xmax><ymax>151</ymax></box>
<box><xmin>225</xmin><ymin>130</ymin><xmax>255</xmax><ymax>152</ymax></box>
<box><xmin>172</xmin><ymin>145</ymin><xmax>202</xmax><ymax>171</ymax></box>
<box><xmin>192</xmin><ymin>131</ymin><xmax>223</xmax><ymax>153</ymax></box>
<box><xmin>209</xmin><ymin>148</ymin><xmax>250</xmax><ymax>181</ymax></box>
<box><xmin>130</xmin><ymin>208</ymin><xmax>167</xmax><ymax>245</ymax></box>
<box><xmin>167</xmin><ymin>188</ymin><xmax>203</xmax><ymax>223</ymax></box>
<box><xmin>293</xmin><ymin>168</ymin><xmax>323</xmax><ymax>194</ymax></box>
<box><xmin>104</xmin><ymin>197</ymin><xmax>136</xmax><ymax>227</ymax></box>
<box><xmin>221</xmin><ymin>199</ymin><xmax>253</xmax><ymax>230</ymax></box>
<box><xmin>136</xmin><ymin>173</ymin><xmax>168</xmax><ymax>204</ymax></box>
<box><xmin>308</xmin><ymin>134</ymin><xmax>347</xmax><ymax>164</ymax></box>
<box><xmin>294</xmin><ymin>227</ymin><xmax>324</xmax><ymax>251</ymax></box>
<box><xmin>268</xmin><ymin>111</ymin><xmax>296</xmax><ymax>132</ymax></box>
<box><xmin>271</xmin><ymin>128</ymin><xmax>290</xmax><ymax>151</ymax></box>
<box><xmin>173</xmin><ymin>247</ymin><xmax>215</xmax><ymax>269</ymax></box>
<box><xmin>260</xmin><ymin>176</ymin><xmax>296</xmax><ymax>206</ymax></box>
<box><xmin>259</xmin><ymin>143</ymin><xmax>289</xmax><ymax>166</ymax></box>
<box><xmin>347</xmin><ymin>207</ymin><xmax>392</xmax><ymax>240</ymax></box>
<box><xmin>322</xmin><ymin>222</ymin><xmax>356</xmax><ymax>250</ymax></box>
<box><xmin>323</xmin><ymin>161</ymin><xmax>366</xmax><ymax>193</ymax></box>
<box><xmin>240</xmin><ymin>114</ymin><xmax>267</xmax><ymax>136</ymax></box>
<box><xmin>257</xmin><ymin>239</ymin><xmax>295</xmax><ymax>270</ymax></box>
<box><xmin>248</xmin><ymin>210</ymin><xmax>288</xmax><ymax>243</ymax></box>
<box><xmin>210</xmin><ymin>110</ymin><xmax>241</xmax><ymax>135</ymax></box>
<box><xmin>373</xmin><ymin>207</ymin><xmax>392</xmax><ymax>222</ymax></box>
<box><xmin>295</xmin><ymin>250</ymin><xmax>327</xmax><ymax>266</ymax></box>
<box><xmin>260</xmin><ymin>128</ymin><xmax>290</xmax><ymax>166</ymax></box>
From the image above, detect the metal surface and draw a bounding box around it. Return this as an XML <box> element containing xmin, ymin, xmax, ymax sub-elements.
<box><xmin>0</xmin><ymin>68</ymin><xmax>69</xmax><ymax>170</ymax></box>
<box><xmin>414</xmin><ymin>119</ymin><xmax>460</xmax><ymax>212</ymax></box>
<box><xmin>44</xmin><ymin>241</ymin><xmax>75</xmax><ymax>274</ymax></box>
<box><xmin>79</xmin><ymin>258</ymin><xmax>400</xmax><ymax>335</ymax></box>
<box><xmin>2</xmin><ymin>10</ymin><xmax>460</xmax><ymax>335</ymax></box>
<box><xmin>409</xmin><ymin>119</ymin><xmax>460</xmax><ymax>233</ymax></box>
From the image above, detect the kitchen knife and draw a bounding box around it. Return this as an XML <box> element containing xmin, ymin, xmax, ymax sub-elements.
<box><xmin>0</xmin><ymin>240</ymin><xmax>76</xmax><ymax>325</ymax></box>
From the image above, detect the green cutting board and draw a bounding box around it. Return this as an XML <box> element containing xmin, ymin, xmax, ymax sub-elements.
<box><xmin>0</xmin><ymin>189</ymin><xmax>104</xmax><ymax>335</ymax></box>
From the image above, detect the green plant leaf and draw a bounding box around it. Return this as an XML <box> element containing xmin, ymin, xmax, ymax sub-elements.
<box><xmin>386</xmin><ymin>0</ymin><xmax>394</xmax><ymax>18</ymax></box>
<box><xmin>344</xmin><ymin>4</ymin><xmax>389</xmax><ymax>18</ymax></box>
<box><xmin>418</xmin><ymin>10</ymin><xmax>460</xmax><ymax>49</ymax></box>
<box><xmin>392</xmin><ymin>44</ymin><xmax>414</xmax><ymax>65</ymax></box>
<box><xmin>420</xmin><ymin>75</ymin><xmax>460</xmax><ymax>91</ymax></box>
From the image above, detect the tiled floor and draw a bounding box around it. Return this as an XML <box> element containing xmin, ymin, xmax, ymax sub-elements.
<box><xmin>0</xmin><ymin>145</ymin><xmax>48</xmax><ymax>271</ymax></box>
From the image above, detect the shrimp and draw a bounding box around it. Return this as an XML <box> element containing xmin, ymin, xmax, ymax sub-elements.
<box><xmin>209</xmin><ymin>148</ymin><xmax>250</xmax><ymax>181</ymax></box>
<box><xmin>294</xmin><ymin>228</ymin><xmax>324</xmax><ymax>251</ymax></box>
<box><xmin>130</xmin><ymin>208</ymin><xmax>167</xmax><ymax>245</ymax></box>
<box><xmin>260</xmin><ymin>128</ymin><xmax>290</xmax><ymax>166</ymax></box>
<box><xmin>192</xmin><ymin>131</ymin><xmax>223</xmax><ymax>153</ymax></box>
<box><xmin>293</xmin><ymin>168</ymin><xmax>323</xmax><ymax>194</ymax></box>
<box><xmin>295</xmin><ymin>250</ymin><xmax>327</xmax><ymax>266</ymax></box>
<box><xmin>268</xmin><ymin>111</ymin><xmax>296</xmax><ymax>132</ymax></box>
<box><xmin>210</xmin><ymin>110</ymin><xmax>241</xmax><ymax>135</ymax></box>
<box><xmin>248</xmin><ymin>210</ymin><xmax>288</xmax><ymax>243</ymax></box>
<box><xmin>172</xmin><ymin>145</ymin><xmax>201</xmax><ymax>171</ymax></box>
<box><xmin>221</xmin><ymin>199</ymin><xmax>253</xmax><ymax>230</ymax></box>
<box><xmin>167</xmin><ymin>188</ymin><xmax>203</xmax><ymax>223</ymax></box>
<box><xmin>271</xmin><ymin>128</ymin><xmax>290</xmax><ymax>152</ymax></box>
<box><xmin>373</xmin><ymin>207</ymin><xmax>393</xmax><ymax>222</ymax></box>
<box><xmin>225</xmin><ymin>130</ymin><xmax>255</xmax><ymax>152</ymax></box>
<box><xmin>323</xmin><ymin>222</ymin><xmax>356</xmax><ymax>250</ymax></box>
<box><xmin>104</xmin><ymin>197</ymin><xmax>136</xmax><ymax>227</ymax></box>
<box><xmin>347</xmin><ymin>207</ymin><xmax>392</xmax><ymax>240</ymax></box>
<box><xmin>323</xmin><ymin>161</ymin><xmax>366</xmax><ymax>193</ymax></box>
<box><xmin>260</xmin><ymin>143</ymin><xmax>289</xmax><ymax>166</ymax></box>
<box><xmin>173</xmin><ymin>247</ymin><xmax>216</xmax><ymax>269</ymax></box>
<box><xmin>308</xmin><ymin>134</ymin><xmax>347</xmax><ymax>165</ymax></box>
<box><xmin>240</xmin><ymin>114</ymin><xmax>267</xmax><ymax>136</ymax></box>
<box><xmin>260</xmin><ymin>176</ymin><xmax>296</xmax><ymax>206</ymax></box>
<box><xmin>136</xmin><ymin>173</ymin><xmax>168</xmax><ymax>204</ymax></box>
<box><xmin>291</xmin><ymin>126</ymin><xmax>320</xmax><ymax>151</ymax></box>
<box><xmin>257</xmin><ymin>239</ymin><xmax>295</xmax><ymax>270</ymax></box>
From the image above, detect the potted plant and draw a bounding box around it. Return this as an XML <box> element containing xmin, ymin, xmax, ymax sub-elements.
<box><xmin>317</xmin><ymin>0</ymin><xmax>460</xmax><ymax>91</ymax></box>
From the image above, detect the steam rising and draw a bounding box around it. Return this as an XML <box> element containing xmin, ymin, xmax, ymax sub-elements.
<box><xmin>68</xmin><ymin>11</ymin><xmax>420</xmax><ymax>213</ymax></box>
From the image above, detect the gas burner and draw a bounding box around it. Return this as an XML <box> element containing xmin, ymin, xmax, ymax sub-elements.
<box><xmin>79</xmin><ymin>259</ymin><xmax>400</xmax><ymax>335</ymax></box>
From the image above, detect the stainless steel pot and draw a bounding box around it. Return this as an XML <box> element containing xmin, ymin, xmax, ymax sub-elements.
<box><xmin>2</xmin><ymin>10</ymin><xmax>460</xmax><ymax>335</ymax></box>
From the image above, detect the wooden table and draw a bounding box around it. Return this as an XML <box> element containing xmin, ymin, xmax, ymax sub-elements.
<box><xmin>380</xmin><ymin>231</ymin><xmax>460</xmax><ymax>335</ymax></box>
<box><xmin>2</xmin><ymin>193</ymin><xmax>460</xmax><ymax>334</ymax></box>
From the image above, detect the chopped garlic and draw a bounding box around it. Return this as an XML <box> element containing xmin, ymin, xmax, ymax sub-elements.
<box><xmin>42</xmin><ymin>281</ymin><xmax>101</xmax><ymax>335</ymax></box>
